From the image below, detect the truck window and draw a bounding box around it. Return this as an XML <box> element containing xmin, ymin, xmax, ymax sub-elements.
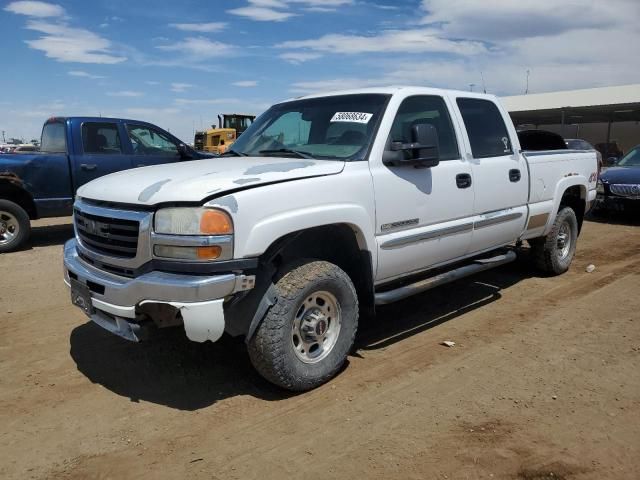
<box><xmin>127</xmin><ymin>125</ymin><xmax>178</xmax><ymax>156</ymax></box>
<box><xmin>456</xmin><ymin>98</ymin><xmax>513</xmax><ymax>158</ymax></box>
<box><xmin>263</xmin><ymin>111</ymin><xmax>311</xmax><ymax>145</ymax></box>
<box><xmin>388</xmin><ymin>95</ymin><xmax>459</xmax><ymax>161</ymax></box>
<box><xmin>40</xmin><ymin>122</ymin><xmax>67</xmax><ymax>153</ymax></box>
<box><xmin>230</xmin><ymin>93</ymin><xmax>389</xmax><ymax>161</ymax></box>
<box><xmin>82</xmin><ymin>123</ymin><xmax>123</xmax><ymax>154</ymax></box>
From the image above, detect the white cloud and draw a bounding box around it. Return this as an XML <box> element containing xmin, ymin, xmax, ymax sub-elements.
<box><xmin>6</xmin><ymin>3</ymin><xmax>125</xmax><ymax>64</ymax></box>
<box><xmin>290</xmin><ymin>78</ymin><xmax>381</xmax><ymax>94</ymax></box>
<box><xmin>145</xmin><ymin>81</ymin><xmax>160</xmax><ymax>85</ymax></box>
<box><xmin>125</xmin><ymin>107</ymin><xmax>180</xmax><ymax>116</ymax></box>
<box><xmin>174</xmin><ymin>98</ymin><xmax>238</xmax><ymax>106</ymax></box>
<box><xmin>370</xmin><ymin>3</ymin><xmax>398</xmax><ymax>10</ymax></box>
<box><xmin>420</xmin><ymin>0</ymin><xmax>638</xmax><ymax>41</ymax></box>
<box><xmin>107</xmin><ymin>90</ymin><xmax>144</xmax><ymax>97</ymax></box>
<box><xmin>228</xmin><ymin>0</ymin><xmax>352</xmax><ymax>21</ymax></box>
<box><xmin>286</xmin><ymin>0</ymin><xmax>640</xmax><ymax>96</ymax></box>
<box><xmin>228</xmin><ymin>5</ymin><xmax>296</xmax><ymax>22</ymax></box>
<box><xmin>232</xmin><ymin>80</ymin><xmax>259</xmax><ymax>87</ymax></box>
<box><xmin>277</xmin><ymin>29</ymin><xmax>487</xmax><ymax>55</ymax></box>
<box><xmin>169</xmin><ymin>22</ymin><xmax>227</xmax><ymax>32</ymax></box>
<box><xmin>17</xmin><ymin>100</ymin><xmax>66</xmax><ymax>117</ymax></box>
<box><xmin>170</xmin><ymin>83</ymin><xmax>194</xmax><ymax>93</ymax></box>
<box><xmin>5</xmin><ymin>4</ymin><xmax>127</xmax><ymax>65</ymax></box>
<box><xmin>68</xmin><ymin>70</ymin><xmax>105</xmax><ymax>79</ymax></box>
<box><xmin>303</xmin><ymin>6</ymin><xmax>338</xmax><ymax>12</ymax></box>
<box><xmin>279</xmin><ymin>52</ymin><xmax>322</xmax><ymax>64</ymax></box>
<box><xmin>156</xmin><ymin>37</ymin><xmax>234</xmax><ymax>58</ymax></box>
<box><xmin>4</xmin><ymin>1</ymin><xmax>65</xmax><ymax>18</ymax></box>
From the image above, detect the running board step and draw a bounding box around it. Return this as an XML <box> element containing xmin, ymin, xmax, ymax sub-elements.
<box><xmin>374</xmin><ymin>250</ymin><xmax>517</xmax><ymax>305</ymax></box>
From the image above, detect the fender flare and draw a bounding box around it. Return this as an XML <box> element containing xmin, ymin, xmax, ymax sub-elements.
<box><xmin>543</xmin><ymin>176</ymin><xmax>587</xmax><ymax>236</ymax></box>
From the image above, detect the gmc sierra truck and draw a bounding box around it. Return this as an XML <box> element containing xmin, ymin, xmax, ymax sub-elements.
<box><xmin>0</xmin><ymin>117</ymin><xmax>212</xmax><ymax>252</ymax></box>
<box><xmin>63</xmin><ymin>87</ymin><xmax>598</xmax><ymax>391</ymax></box>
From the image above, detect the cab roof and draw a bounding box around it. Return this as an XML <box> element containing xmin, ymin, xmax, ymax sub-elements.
<box><xmin>286</xmin><ymin>85</ymin><xmax>499</xmax><ymax>103</ymax></box>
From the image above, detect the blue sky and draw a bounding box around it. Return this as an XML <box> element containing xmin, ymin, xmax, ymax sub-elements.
<box><xmin>1</xmin><ymin>0</ymin><xmax>639</xmax><ymax>143</ymax></box>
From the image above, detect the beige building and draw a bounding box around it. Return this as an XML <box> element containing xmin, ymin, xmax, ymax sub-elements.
<box><xmin>501</xmin><ymin>84</ymin><xmax>640</xmax><ymax>156</ymax></box>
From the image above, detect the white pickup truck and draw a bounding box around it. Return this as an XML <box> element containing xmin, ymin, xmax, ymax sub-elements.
<box><xmin>63</xmin><ymin>87</ymin><xmax>598</xmax><ymax>390</ymax></box>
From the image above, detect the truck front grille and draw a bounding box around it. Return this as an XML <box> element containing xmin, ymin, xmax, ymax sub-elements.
<box><xmin>75</xmin><ymin>209</ymin><xmax>140</xmax><ymax>258</ymax></box>
<box><xmin>609</xmin><ymin>184</ymin><xmax>640</xmax><ymax>198</ymax></box>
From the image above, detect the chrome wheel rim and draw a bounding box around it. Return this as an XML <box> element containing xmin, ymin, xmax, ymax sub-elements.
<box><xmin>0</xmin><ymin>211</ymin><xmax>19</xmax><ymax>246</ymax></box>
<box><xmin>556</xmin><ymin>221</ymin><xmax>572</xmax><ymax>260</ymax></box>
<box><xmin>291</xmin><ymin>291</ymin><xmax>341</xmax><ymax>364</ymax></box>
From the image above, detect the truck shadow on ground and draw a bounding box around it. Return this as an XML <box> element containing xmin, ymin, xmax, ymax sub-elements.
<box><xmin>22</xmin><ymin>222</ymin><xmax>74</xmax><ymax>250</ymax></box>
<box><xmin>69</xmin><ymin>256</ymin><xmax>535</xmax><ymax>411</ymax></box>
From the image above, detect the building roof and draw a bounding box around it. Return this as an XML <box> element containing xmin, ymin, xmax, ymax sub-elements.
<box><xmin>501</xmin><ymin>84</ymin><xmax>640</xmax><ymax>125</ymax></box>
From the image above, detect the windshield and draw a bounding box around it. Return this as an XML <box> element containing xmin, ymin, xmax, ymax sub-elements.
<box><xmin>617</xmin><ymin>147</ymin><xmax>640</xmax><ymax>167</ymax></box>
<box><xmin>230</xmin><ymin>94</ymin><xmax>390</xmax><ymax>160</ymax></box>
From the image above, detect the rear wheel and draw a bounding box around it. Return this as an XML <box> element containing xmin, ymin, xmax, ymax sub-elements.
<box><xmin>529</xmin><ymin>206</ymin><xmax>578</xmax><ymax>275</ymax></box>
<box><xmin>0</xmin><ymin>200</ymin><xmax>31</xmax><ymax>253</ymax></box>
<box><xmin>247</xmin><ymin>260</ymin><xmax>359</xmax><ymax>391</ymax></box>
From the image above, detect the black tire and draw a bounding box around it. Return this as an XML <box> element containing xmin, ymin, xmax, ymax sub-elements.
<box><xmin>529</xmin><ymin>206</ymin><xmax>578</xmax><ymax>275</ymax></box>
<box><xmin>0</xmin><ymin>200</ymin><xmax>31</xmax><ymax>253</ymax></box>
<box><xmin>247</xmin><ymin>260</ymin><xmax>359</xmax><ymax>391</ymax></box>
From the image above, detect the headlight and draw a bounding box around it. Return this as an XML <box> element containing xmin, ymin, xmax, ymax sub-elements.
<box><xmin>154</xmin><ymin>207</ymin><xmax>233</xmax><ymax>235</ymax></box>
<box><xmin>596</xmin><ymin>180</ymin><xmax>605</xmax><ymax>194</ymax></box>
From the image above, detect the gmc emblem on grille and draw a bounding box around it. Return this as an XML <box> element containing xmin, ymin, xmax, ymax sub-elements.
<box><xmin>85</xmin><ymin>220</ymin><xmax>98</xmax><ymax>235</ymax></box>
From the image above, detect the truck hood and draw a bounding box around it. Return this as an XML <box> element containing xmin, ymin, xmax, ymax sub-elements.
<box><xmin>77</xmin><ymin>156</ymin><xmax>345</xmax><ymax>205</ymax></box>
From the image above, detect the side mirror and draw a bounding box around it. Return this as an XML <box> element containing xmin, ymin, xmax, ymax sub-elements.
<box><xmin>385</xmin><ymin>123</ymin><xmax>440</xmax><ymax>167</ymax></box>
<box><xmin>177</xmin><ymin>143</ymin><xmax>190</xmax><ymax>159</ymax></box>
<box><xmin>606</xmin><ymin>156</ymin><xmax>617</xmax><ymax>166</ymax></box>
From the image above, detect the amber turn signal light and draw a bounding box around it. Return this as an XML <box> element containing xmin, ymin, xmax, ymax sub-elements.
<box><xmin>200</xmin><ymin>209</ymin><xmax>233</xmax><ymax>235</ymax></box>
<box><xmin>196</xmin><ymin>245</ymin><xmax>222</xmax><ymax>260</ymax></box>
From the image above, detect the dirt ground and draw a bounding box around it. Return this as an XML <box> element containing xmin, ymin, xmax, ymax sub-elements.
<box><xmin>0</xmin><ymin>214</ymin><xmax>638</xmax><ymax>480</ymax></box>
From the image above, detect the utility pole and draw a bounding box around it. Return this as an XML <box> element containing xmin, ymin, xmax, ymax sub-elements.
<box><xmin>480</xmin><ymin>71</ymin><xmax>487</xmax><ymax>93</ymax></box>
<box><xmin>525</xmin><ymin>69</ymin><xmax>530</xmax><ymax>94</ymax></box>
<box><xmin>1</xmin><ymin>130</ymin><xmax>5</xmax><ymax>143</ymax></box>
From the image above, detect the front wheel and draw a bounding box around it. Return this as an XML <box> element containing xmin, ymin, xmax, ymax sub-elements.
<box><xmin>0</xmin><ymin>200</ymin><xmax>31</xmax><ymax>253</ymax></box>
<box><xmin>247</xmin><ymin>260</ymin><xmax>359</xmax><ymax>391</ymax></box>
<box><xmin>529</xmin><ymin>206</ymin><xmax>578</xmax><ymax>275</ymax></box>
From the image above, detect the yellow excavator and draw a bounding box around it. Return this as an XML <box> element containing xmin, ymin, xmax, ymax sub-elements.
<box><xmin>194</xmin><ymin>114</ymin><xmax>256</xmax><ymax>154</ymax></box>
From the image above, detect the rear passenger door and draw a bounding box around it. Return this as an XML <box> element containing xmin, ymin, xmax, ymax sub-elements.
<box><xmin>454</xmin><ymin>97</ymin><xmax>529</xmax><ymax>253</ymax></box>
<box><xmin>125</xmin><ymin>124</ymin><xmax>182</xmax><ymax>167</ymax></box>
<box><xmin>74</xmin><ymin>122</ymin><xmax>133</xmax><ymax>187</ymax></box>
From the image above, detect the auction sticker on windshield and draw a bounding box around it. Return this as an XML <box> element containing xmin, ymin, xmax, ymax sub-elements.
<box><xmin>330</xmin><ymin>112</ymin><xmax>373</xmax><ymax>124</ymax></box>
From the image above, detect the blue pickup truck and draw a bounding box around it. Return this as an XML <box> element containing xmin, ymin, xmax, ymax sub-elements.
<box><xmin>0</xmin><ymin>116</ymin><xmax>213</xmax><ymax>252</ymax></box>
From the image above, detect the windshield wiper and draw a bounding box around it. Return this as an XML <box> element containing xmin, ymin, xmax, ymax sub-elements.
<box><xmin>258</xmin><ymin>148</ymin><xmax>315</xmax><ymax>159</ymax></box>
<box><xmin>221</xmin><ymin>149</ymin><xmax>247</xmax><ymax>157</ymax></box>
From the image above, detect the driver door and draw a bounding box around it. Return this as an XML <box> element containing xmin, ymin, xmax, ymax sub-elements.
<box><xmin>371</xmin><ymin>95</ymin><xmax>475</xmax><ymax>282</ymax></box>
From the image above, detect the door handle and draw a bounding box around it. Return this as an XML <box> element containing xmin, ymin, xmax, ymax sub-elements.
<box><xmin>509</xmin><ymin>169</ymin><xmax>521</xmax><ymax>182</ymax></box>
<box><xmin>456</xmin><ymin>173</ymin><xmax>472</xmax><ymax>189</ymax></box>
<box><xmin>136</xmin><ymin>163</ymin><xmax>146</xmax><ymax>167</ymax></box>
<box><xmin>80</xmin><ymin>163</ymin><xmax>97</xmax><ymax>171</ymax></box>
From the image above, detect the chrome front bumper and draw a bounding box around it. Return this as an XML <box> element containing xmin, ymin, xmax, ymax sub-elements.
<box><xmin>63</xmin><ymin>239</ymin><xmax>249</xmax><ymax>343</ymax></box>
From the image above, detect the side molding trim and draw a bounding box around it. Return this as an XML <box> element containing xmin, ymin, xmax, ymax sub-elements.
<box><xmin>380</xmin><ymin>222</ymin><xmax>473</xmax><ymax>250</ymax></box>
